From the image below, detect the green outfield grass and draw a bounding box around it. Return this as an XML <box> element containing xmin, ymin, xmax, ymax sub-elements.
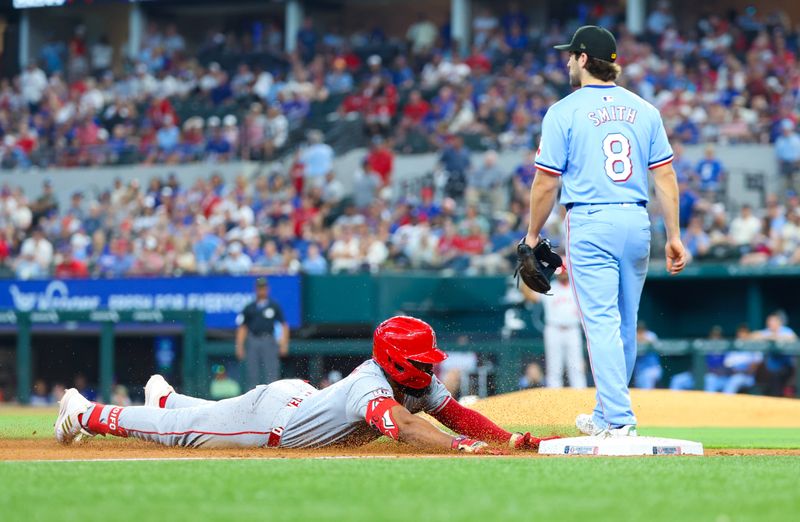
<box><xmin>3</xmin><ymin>411</ymin><xmax>799</xmax><ymax>448</ymax></box>
<box><xmin>2</xmin><ymin>457</ymin><xmax>799</xmax><ymax>522</ymax></box>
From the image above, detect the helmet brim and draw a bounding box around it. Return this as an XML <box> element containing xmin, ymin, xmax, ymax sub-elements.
<box><xmin>408</xmin><ymin>348</ymin><xmax>448</xmax><ymax>364</ymax></box>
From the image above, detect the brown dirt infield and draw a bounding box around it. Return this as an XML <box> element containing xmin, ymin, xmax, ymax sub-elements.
<box><xmin>2</xmin><ymin>389</ymin><xmax>799</xmax><ymax>461</ymax></box>
<box><xmin>1</xmin><ymin>438</ymin><xmax>799</xmax><ymax>460</ymax></box>
<box><xmin>469</xmin><ymin>388</ymin><xmax>800</xmax><ymax>428</ymax></box>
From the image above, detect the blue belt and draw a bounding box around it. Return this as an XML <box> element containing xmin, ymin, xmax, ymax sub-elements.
<box><xmin>565</xmin><ymin>201</ymin><xmax>646</xmax><ymax>211</ymax></box>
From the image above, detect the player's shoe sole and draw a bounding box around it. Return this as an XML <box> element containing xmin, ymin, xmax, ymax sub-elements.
<box><xmin>596</xmin><ymin>425</ymin><xmax>638</xmax><ymax>438</ymax></box>
<box><xmin>54</xmin><ymin>388</ymin><xmax>93</xmax><ymax>445</ymax></box>
<box><xmin>144</xmin><ymin>374</ymin><xmax>175</xmax><ymax>408</ymax></box>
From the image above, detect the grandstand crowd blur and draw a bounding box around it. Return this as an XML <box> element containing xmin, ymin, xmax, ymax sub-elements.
<box><xmin>1</xmin><ymin>2</ymin><xmax>800</xmax><ymax>279</ymax></box>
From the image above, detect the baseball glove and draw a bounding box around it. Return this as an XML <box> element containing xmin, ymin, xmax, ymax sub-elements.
<box><xmin>514</xmin><ymin>238</ymin><xmax>563</xmax><ymax>294</ymax></box>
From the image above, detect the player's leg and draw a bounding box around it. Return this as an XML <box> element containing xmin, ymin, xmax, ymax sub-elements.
<box><xmin>145</xmin><ymin>374</ymin><xmax>213</xmax><ymax>409</ymax></box>
<box><xmin>565</xmin><ymin>327</ymin><xmax>587</xmax><ymax>389</ymax></box>
<box><xmin>98</xmin><ymin>387</ymin><xmax>270</xmax><ymax>447</ymax></box>
<box><xmin>617</xmin><ymin>206</ymin><xmax>651</xmax><ymax>385</ymax></box>
<box><xmin>566</xmin><ymin>208</ymin><xmax>632</xmax><ymax>430</ymax></box>
<box><xmin>165</xmin><ymin>393</ymin><xmax>214</xmax><ymax>409</ymax></box>
<box><xmin>79</xmin><ymin>382</ymin><xmax>309</xmax><ymax>448</ymax></box>
<box><xmin>543</xmin><ymin>325</ymin><xmax>564</xmax><ymax>388</ymax></box>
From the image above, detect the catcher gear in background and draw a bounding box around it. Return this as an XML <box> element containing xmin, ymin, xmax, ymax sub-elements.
<box><xmin>373</xmin><ymin>316</ymin><xmax>448</xmax><ymax>389</ymax></box>
<box><xmin>515</xmin><ymin>238</ymin><xmax>563</xmax><ymax>293</ymax></box>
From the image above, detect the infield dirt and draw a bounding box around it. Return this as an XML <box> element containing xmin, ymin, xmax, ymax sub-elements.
<box><xmin>2</xmin><ymin>389</ymin><xmax>799</xmax><ymax>460</ymax></box>
<box><xmin>470</xmin><ymin>388</ymin><xmax>800</xmax><ymax>428</ymax></box>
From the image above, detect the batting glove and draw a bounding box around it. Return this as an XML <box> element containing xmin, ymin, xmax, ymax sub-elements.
<box><xmin>509</xmin><ymin>432</ymin><xmax>561</xmax><ymax>450</ymax></box>
<box><xmin>451</xmin><ymin>435</ymin><xmax>490</xmax><ymax>453</ymax></box>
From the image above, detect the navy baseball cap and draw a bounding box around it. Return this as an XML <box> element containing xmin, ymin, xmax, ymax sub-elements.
<box><xmin>554</xmin><ymin>25</ymin><xmax>617</xmax><ymax>62</ymax></box>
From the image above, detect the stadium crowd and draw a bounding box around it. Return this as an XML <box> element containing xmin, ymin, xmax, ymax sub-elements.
<box><xmin>1</xmin><ymin>3</ymin><xmax>800</xmax><ymax>278</ymax></box>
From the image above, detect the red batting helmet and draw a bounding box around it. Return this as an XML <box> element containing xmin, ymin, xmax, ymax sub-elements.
<box><xmin>372</xmin><ymin>316</ymin><xmax>447</xmax><ymax>389</ymax></box>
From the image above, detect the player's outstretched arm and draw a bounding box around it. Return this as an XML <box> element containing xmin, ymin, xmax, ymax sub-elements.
<box><xmin>364</xmin><ymin>396</ymin><xmax>492</xmax><ymax>453</ymax></box>
<box><xmin>432</xmin><ymin>397</ymin><xmax>554</xmax><ymax>450</ymax></box>
<box><xmin>651</xmin><ymin>163</ymin><xmax>688</xmax><ymax>274</ymax></box>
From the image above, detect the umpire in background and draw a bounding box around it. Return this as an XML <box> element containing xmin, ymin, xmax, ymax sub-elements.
<box><xmin>235</xmin><ymin>277</ymin><xmax>289</xmax><ymax>389</ymax></box>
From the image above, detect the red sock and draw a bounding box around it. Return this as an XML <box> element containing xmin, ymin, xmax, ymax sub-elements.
<box><xmin>81</xmin><ymin>404</ymin><xmax>129</xmax><ymax>437</ymax></box>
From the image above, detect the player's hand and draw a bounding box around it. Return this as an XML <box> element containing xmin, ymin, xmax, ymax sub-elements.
<box><xmin>524</xmin><ymin>233</ymin><xmax>540</xmax><ymax>248</ymax></box>
<box><xmin>279</xmin><ymin>343</ymin><xmax>289</xmax><ymax>357</ymax></box>
<box><xmin>452</xmin><ymin>435</ymin><xmax>498</xmax><ymax>454</ymax></box>
<box><xmin>509</xmin><ymin>432</ymin><xmax>561</xmax><ymax>450</ymax></box>
<box><xmin>665</xmin><ymin>237</ymin><xmax>688</xmax><ymax>275</ymax></box>
<box><xmin>235</xmin><ymin>345</ymin><xmax>245</xmax><ymax>361</ymax></box>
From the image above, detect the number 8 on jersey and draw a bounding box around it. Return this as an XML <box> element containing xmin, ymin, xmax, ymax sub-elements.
<box><xmin>603</xmin><ymin>133</ymin><xmax>632</xmax><ymax>182</ymax></box>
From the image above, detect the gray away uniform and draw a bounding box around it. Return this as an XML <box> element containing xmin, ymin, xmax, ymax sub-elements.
<box><xmin>113</xmin><ymin>360</ymin><xmax>452</xmax><ymax>448</ymax></box>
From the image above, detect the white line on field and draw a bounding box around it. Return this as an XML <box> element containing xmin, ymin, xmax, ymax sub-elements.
<box><xmin>3</xmin><ymin>455</ymin><xmax>498</xmax><ymax>463</ymax></box>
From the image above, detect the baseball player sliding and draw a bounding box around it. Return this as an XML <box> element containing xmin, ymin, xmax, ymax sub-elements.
<box><xmin>55</xmin><ymin>316</ymin><xmax>555</xmax><ymax>453</ymax></box>
<box><xmin>517</xmin><ymin>26</ymin><xmax>687</xmax><ymax>437</ymax></box>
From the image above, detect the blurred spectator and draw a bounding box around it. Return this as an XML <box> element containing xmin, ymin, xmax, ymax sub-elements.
<box><xmin>634</xmin><ymin>322</ymin><xmax>662</xmax><ymax>389</ymax></box>
<box><xmin>704</xmin><ymin>324</ymin><xmax>758</xmax><ymax>394</ymax></box>
<box><xmin>50</xmin><ymin>383</ymin><xmax>66</xmax><ymax>403</ymax></box>
<box><xmin>221</xmin><ymin>242</ymin><xmax>253</xmax><ymax>275</ymax></box>
<box><xmin>695</xmin><ymin>145</ymin><xmax>725</xmax><ymax>197</ymax></box>
<box><xmin>670</xmin><ymin>325</ymin><xmax>726</xmax><ymax>391</ymax></box>
<box><xmin>209</xmin><ymin>364</ymin><xmax>241</xmax><ymax>400</ymax></box>
<box><xmin>682</xmin><ymin>216</ymin><xmax>711</xmax><ymax>260</ymax></box>
<box><xmin>74</xmin><ymin>373</ymin><xmax>96</xmax><ymax>402</ymax></box>
<box><xmin>440</xmin><ymin>135</ymin><xmax>471</xmax><ymax>200</ymax></box>
<box><xmin>112</xmin><ymin>385</ymin><xmax>132</xmax><ymax>406</ymax></box>
<box><xmin>750</xmin><ymin>310</ymin><xmax>797</xmax><ymax>396</ymax></box>
<box><xmin>31</xmin><ymin>379</ymin><xmax>50</xmax><ymax>407</ymax></box>
<box><xmin>775</xmin><ymin>119</ymin><xmax>800</xmax><ymax>193</ymax></box>
<box><xmin>20</xmin><ymin>227</ymin><xmax>53</xmax><ymax>272</ymax></box>
<box><xmin>518</xmin><ymin>362</ymin><xmax>544</xmax><ymax>389</ymax></box>
<box><xmin>301</xmin><ymin>243</ymin><xmax>328</xmax><ymax>274</ymax></box>
<box><xmin>54</xmin><ymin>247</ymin><xmax>89</xmax><ymax>278</ymax></box>
<box><xmin>406</xmin><ymin>13</ymin><xmax>438</xmax><ymax>55</ymax></box>
<box><xmin>300</xmin><ymin>130</ymin><xmax>334</xmax><ymax>188</ymax></box>
<box><xmin>326</xmin><ymin>58</ymin><xmax>354</xmax><ymax>95</ymax></box>
<box><xmin>466</xmin><ymin>150</ymin><xmax>506</xmax><ymax>211</ymax></box>
<box><xmin>729</xmin><ymin>204</ymin><xmax>762</xmax><ymax>249</ymax></box>
<box><xmin>365</xmin><ymin>136</ymin><xmax>394</xmax><ymax>186</ymax></box>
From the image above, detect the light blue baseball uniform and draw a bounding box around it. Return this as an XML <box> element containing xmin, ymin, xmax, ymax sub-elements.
<box><xmin>535</xmin><ymin>84</ymin><xmax>673</xmax><ymax>429</ymax></box>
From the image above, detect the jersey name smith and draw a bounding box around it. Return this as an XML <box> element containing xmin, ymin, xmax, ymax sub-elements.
<box><xmin>587</xmin><ymin>105</ymin><xmax>637</xmax><ymax>126</ymax></box>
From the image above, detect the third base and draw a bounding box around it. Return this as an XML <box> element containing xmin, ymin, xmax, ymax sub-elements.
<box><xmin>538</xmin><ymin>436</ymin><xmax>704</xmax><ymax>456</ymax></box>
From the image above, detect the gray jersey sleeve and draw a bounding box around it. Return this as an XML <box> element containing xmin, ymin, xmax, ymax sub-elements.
<box><xmin>344</xmin><ymin>372</ymin><xmax>396</xmax><ymax>423</ymax></box>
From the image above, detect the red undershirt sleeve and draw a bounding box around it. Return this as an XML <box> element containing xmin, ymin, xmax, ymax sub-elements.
<box><xmin>431</xmin><ymin>397</ymin><xmax>512</xmax><ymax>443</ymax></box>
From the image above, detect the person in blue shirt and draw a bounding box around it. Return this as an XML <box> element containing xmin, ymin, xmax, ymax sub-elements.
<box><xmin>775</xmin><ymin>119</ymin><xmax>800</xmax><ymax>193</ymax></box>
<box><xmin>695</xmin><ymin>145</ymin><xmax>725</xmax><ymax>196</ymax></box>
<box><xmin>525</xmin><ymin>26</ymin><xmax>687</xmax><ymax>437</ymax></box>
<box><xmin>750</xmin><ymin>310</ymin><xmax>797</xmax><ymax>396</ymax></box>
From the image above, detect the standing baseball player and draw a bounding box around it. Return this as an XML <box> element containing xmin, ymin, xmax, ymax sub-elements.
<box><xmin>522</xmin><ymin>267</ymin><xmax>587</xmax><ymax>389</ymax></box>
<box><xmin>55</xmin><ymin>316</ymin><xmax>554</xmax><ymax>453</ymax></box>
<box><xmin>523</xmin><ymin>26</ymin><xmax>687</xmax><ymax>437</ymax></box>
<box><xmin>236</xmin><ymin>277</ymin><xmax>288</xmax><ymax>388</ymax></box>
